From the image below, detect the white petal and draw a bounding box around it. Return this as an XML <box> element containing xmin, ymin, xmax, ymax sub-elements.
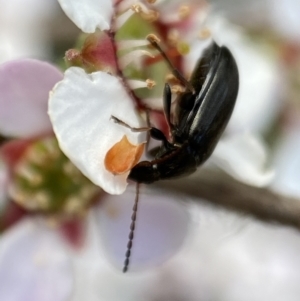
<box><xmin>272</xmin><ymin>124</ymin><xmax>300</xmax><ymax>198</ymax></box>
<box><xmin>49</xmin><ymin>67</ymin><xmax>145</xmax><ymax>195</ymax></box>
<box><xmin>210</xmin><ymin>133</ymin><xmax>274</xmax><ymax>187</ymax></box>
<box><xmin>58</xmin><ymin>0</ymin><xmax>113</xmax><ymax>33</ymax></box>
<box><xmin>95</xmin><ymin>184</ymin><xmax>190</xmax><ymax>271</ymax></box>
<box><xmin>270</xmin><ymin>0</ymin><xmax>300</xmax><ymax>42</ymax></box>
<box><xmin>0</xmin><ymin>0</ymin><xmax>58</xmax><ymax>61</ymax></box>
<box><xmin>0</xmin><ymin>219</ymin><xmax>73</xmax><ymax>301</ymax></box>
<box><xmin>185</xmin><ymin>17</ymin><xmax>281</xmax><ymax>134</ymax></box>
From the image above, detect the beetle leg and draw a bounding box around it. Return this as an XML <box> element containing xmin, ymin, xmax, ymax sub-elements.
<box><xmin>111</xmin><ymin>115</ymin><xmax>173</xmax><ymax>151</ymax></box>
<box><xmin>147</xmin><ymin>37</ymin><xmax>195</xmax><ymax>94</ymax></box>
<box><xmin>111</xmin><ymin>116</ymin><xmax>151</xmax><ymax>132</ymax></box>
<box><xmin>163</xmin><ymin>83</ymin><xmax>174</xmax><ymax>132</ymax></box>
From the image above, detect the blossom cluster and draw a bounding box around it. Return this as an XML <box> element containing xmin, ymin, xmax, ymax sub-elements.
<box><xmin>2</xmin><ymin>0</ymin><xmax>300</xmax><ymax>300</ymax></box>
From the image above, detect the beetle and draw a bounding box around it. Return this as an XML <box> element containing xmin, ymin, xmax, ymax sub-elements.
<box><xmin>112</xmin><ymin>40</ymin><xmax>239</xmax><ymax>272</ymax></box>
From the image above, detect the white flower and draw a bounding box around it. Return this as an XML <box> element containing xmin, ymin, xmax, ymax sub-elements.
<box><xmin>0</xmin><ymin>219</ymin><xmax>73</xmax><ymax>301</ymax></box>
<box><xmin>49</xmin><ymin>67</ymin><xmax>145</xmax><ymax>195</ymax></box>
<box><xmin>50</xmin><ymin>1</ymin><xmax>274</xmax><ymax>195</ymax></box>
<box><xmin>210</xmin><ymin>133</ymin><xmax>274</xmax><ymax>187</ymax></box>
<box><xmin>96</xmin><ymin>183</ymin><xmax>189</xmax><ymax>270</ymax></box>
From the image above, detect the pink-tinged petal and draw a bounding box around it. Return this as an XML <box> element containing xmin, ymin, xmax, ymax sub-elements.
<box><xmin>49</xmin><ymin>67</ymin><xmax>145</xmax><ymax>195</ymax></box>
<box><xmin>96</xmin><ymin>184</ymin><xmax>190</xmax><ymax>271</ymax></box>
<box><xmin>81</xmin><ymin>31</ymin><xmax>118</xmax><ymax>74</ymax></box>
<box><xmin>0</xmin><ymin>59</ymin><xmax>63</xmax><ymax>138</ymax></box>
<box><xmin>0</xmin><ymin>218</ymin><xmax>73</xmax><ymax>301</ymax></box>
<box><xmin>69</xmin><ymin>212</ymin><xmax>155</xmax><ymax>300</ymax></box>
<box><xmin>210</xmin><ymin>133</ymin><xmax>274</xmax><ymax>187</ymax></box>
<box><xmin>58</xmin><ymin>0</ymin><xmax>114</xmax><ymax>33</ymax></box>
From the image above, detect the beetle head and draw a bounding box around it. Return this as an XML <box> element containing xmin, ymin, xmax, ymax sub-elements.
<box><xmin>128</xmin><ymin>161</ymin><xmax>160</xmax><ymax>184</ymax></box>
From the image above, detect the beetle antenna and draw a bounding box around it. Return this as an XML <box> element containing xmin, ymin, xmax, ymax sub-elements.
<box><xmin>147</xmin><ymin>34</ymin><xmax>195</xmax><ymax>94</ymax></box>
<box><xmin>123</xmin><ymin>182</ymin><xmax>140</xmax><ymax>273</ymax></box>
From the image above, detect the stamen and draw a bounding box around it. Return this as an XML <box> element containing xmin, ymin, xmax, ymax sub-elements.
<box><xmin>158</xmin><ymin>4</ymin><xmax>191</xmax><ymax>24</ymax></box>
<box><xmin>10</xmin><ymin>137</ymin><xmax>99</xmax><ymax>216</ymax></box>
<box><xmin>26</xmin><ymin>146</ymin><xmax>47</xmax><ymax>165</ymax></box>
<box><xmin>116</xmin><ymin>9</ymin><xmax>135</xmax><ymax>28</ymax></box>
<box><xmin>45</xmin><ymin>217</ymin><xmax>60</xmax><ymax>228</ymax></box>
<box><xmin>117</xmin><ymin>39</ymin><xmax>150</xmax><ymax>50</ymax></box>
<box><xmin>141</xmin><ymin>97</ymin><xmax>164</xmax><ymax>110</ymax></box>
<box><xmin>34</xmin><ymin>191</ymin><xmax>51</xmax><ymax>209</ymax></box>
<box><xmin>43</xmin><ymin>138</ymin><xmax>58</xmax><ymax>155</ymax></box>
<box><xmin>198</xmin><ymin>27</ymin><xmax>211</xmax><ymax>39</ymax></box>
<box><xmin>146</xmin><ymin>79</ymin><xmax>156</xmax><ymax>89</ymax></box>
<box><xmin>128</xmin><ymin>79</ymin><xmax>156</xmax><ymax>90</ymax></box>
<box><xmin>9</xmin><ymin>186</ymin><xmax>26</xmax><ymax>206</ymax></box>
<box><xmin>147</xmin><ymin>33</ymin><xmax>161</xmax><ymax>44</ymax></box>
<box><xmin>80</xmin><ymin>185</ymin><xmax>97</xmax><ymax>200</ymax></box>
<box><xmin>15</xmin><ymin>163</ymin><xmax>43</xmax><ymax>185</ymax></box>
<box><xmin>171</xmin><ymin>85</ymin><xmax>185</xmax><ymax>94</ymax></box>
<box><xmin>119</xmin><ymin>49</ymin><xmax>154</xmax><ymax>68</ymax></box>
<box><xmin>141</xmin><ymin>10</ymin><xmax>159</xmax><ymax>22</ymax></box>
<box><xmin>147</xmin><ymin>34</ymin><xmax>195</xmax><ymax>93</ymax></box>
<box><xmin>131</xmin><ymin>3</ymin><xmax>142</xmax><ymax>13</ymax></box>
<box><xmin>64</xmin><ymin>196</ymin><xmax>82</xmax><ymax>214</ymax></box>
<box><xmin>178</xmin><ymin>5</ymin><xmax>191</xmax><ymax>20</ymax></box>
<box><xmin>62</xmin><ymin>161</ymin><xmax>77</xmax><ymax>176</ymax></box>
<box><xmin>117</xmin><ymin>0</ymin><xmax>136</xmax><ymax>12</ymax></box>
<box><xmin>131</xmin><ymin>3</ymin><xmax>159</xmax><ymax>22</ymax></box>
<box><xmin>165</xmin><ymin>73</ymin><xmax>181</xmax><ymax>85</ymax></box>
<box><xmin>167</xmin><ymin>29</ymin><xmax>180</xmax><ymax>47</ymax></box>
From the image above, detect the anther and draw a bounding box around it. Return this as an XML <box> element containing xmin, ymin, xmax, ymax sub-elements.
<box><xmin>146</xmin><ymin>79</ymin><xmax>156</xmax><ymax>89</ymax></box>
<box><xmin>146</xmin><ymin>34</ymin><xmax>195</xmax><ymax>94</ymax></box>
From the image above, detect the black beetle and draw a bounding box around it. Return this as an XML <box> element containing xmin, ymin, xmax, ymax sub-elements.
<box><xmin>113</xmin><ymin>40</ymin><xmax>239</xmax><ymax>272</ymax></box>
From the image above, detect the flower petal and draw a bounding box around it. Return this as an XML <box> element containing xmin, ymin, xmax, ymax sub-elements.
<box><xmin>185</xmin><ymin>17</ymin><xmax>281</xmax><ymax>134</ymax></box>
<box><xmin>0</xmin><ymin>160</ymin><xmax>9</xmax><ymax>210</ymax></box>
<box><xmin>210</xmin><ymin>133</ymin><xmax>274</xmax><ymax>187</ymax></box>
<box><xmin>272</xmin><ymin>123</ymin><xmax>300</xmax><ymax>198</ymax></box>
<box><xmin>270</xmin><ymin>0</ymin><xmax>300</xmax><ymax>42</ymax></box>
<box><xmin>0</xmin><ymin>218</ymin><xmax>73</xmax><ymax>301</ymax></box>
<box><xmin>96</xmin><ymin>184</ymin><xmax>190</xmax><ymax>271</ymax></box>
<box><xmin>57</xmin><ymin>0</ymin><xmax>114</xmax><ymax>33</ymax></box>
<box><xmin>0</xmin><ymin>59</ymin><xmax>63</xmax><ymax>138</ymax></box>
<box><xmin>49</xmin><ymin>67</ymin><xmax>145</xmax><ymax>195</ymax></box>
